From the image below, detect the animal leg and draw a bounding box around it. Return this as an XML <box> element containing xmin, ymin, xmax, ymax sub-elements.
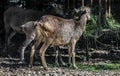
<box><xmin>3</xmin><ymin>31</ymin><xmax>16</xmax><ymax>56</ymax></box>
<box><xmin>58</xmin><ymin>50</ymin><xmax>65</xmax><ymax>65</ymax></box>
<box><xmin>68</xmin><ymin>45</ymin><xmax>72</xmax><ymax>67</ymax></box>
<box><xmin>7</xmin><ymin>31</ymin><xmax>16</xmax><ymax>45</ymax></box>
<box><xmin>54</xmin><ymin>46</ymin><xmax>59</xmax><ymax>65</ymax></box>
<box><xmin>4</xmin><ymin>22</ymin><xmax>11</xmax><ymax>52</ymax></box>
<box><xmin>54</xmin><ymin>46</ymin><xmax>65</xmax><ymax>66</ymax></box>
<box><xmin>29</xmin><ymin>45</ymin><xmax>35</xmax><ymax>68</ymax></box>
<box><xmin>71</xmin><ymin>39</ymin><xmax>78</xmax><ymax>69</ymax></box>
<box><xmin>39</xmin><ymin>39</ymin><xmax>53</xmax><ymax>70</ymax></box>
<box><xmin>20</xmin><ymin>37</ymin><xmax>33</xmax><ymax>61</ymax></box>
<box><xmin>29</xmin><ymin>38</ymin><xmax>42</xmax><ymax>67</ymax></box>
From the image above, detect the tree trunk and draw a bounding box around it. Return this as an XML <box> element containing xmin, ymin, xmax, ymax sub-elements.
<box><xmin>90</xmin><ymin>0</ymin><xmax>93</xmax><ymax>8</ymax></box>
<box><xmin>105</xmin><ymin>0</ymin><xmax>107</xmax><ymax>15</ymax></box>
<box><xmin>82</xmin><ymin>0</ymin><xmax>84</xmax><ymax>7</ymax></box>
<box><xmin>99</xmin><ymin>0</ymin><xmax>101</xmax><ymax>18</ymax></box>
<box><xmin>105</xmin><ymin>0</ymin><xmax>111</xmax><ymax>16</ymax></box>
<box><xmin>108</xmin><ymin>0</ymin><xmax>111</xmax><ymax>16</ymax></box>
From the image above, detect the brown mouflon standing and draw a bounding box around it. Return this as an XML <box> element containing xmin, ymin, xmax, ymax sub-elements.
<box><xmin>30</xmin><ymin>7</ymin><xmax>91</xmax><ymax>70</ymax></box>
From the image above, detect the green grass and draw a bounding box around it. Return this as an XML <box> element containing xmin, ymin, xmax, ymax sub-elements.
<box><xmin>77</xmin><ymin>62</ymin><xmax>120</xmax><ymax>71</ymax></box>
<box><xmin>37</xmin><ymin>61</ymin><xmax>120</xmax><ymax>71</ymax></box>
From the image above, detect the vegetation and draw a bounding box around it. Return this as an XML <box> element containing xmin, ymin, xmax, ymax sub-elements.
<box><xmin>37</xmin><ymin>61</ymin><xmax>120</xmax><ymax>71</ymax></box>
<box><xmin>77</xmin><ymin>63</ymin><xmax>120</xmax><ymax>71</ymax></box>
<box><xmin>105</xmin><ymin>14</ymin><xmax>120</xmax><ymax>29</ymax></box>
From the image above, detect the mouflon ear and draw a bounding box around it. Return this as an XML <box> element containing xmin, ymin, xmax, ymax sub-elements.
<box><xmin>74</xmin><ymin>8</ymin><xmax>80</xmax><ymax>13</ymax></box>
<box><xmin>81</xmin><ymin>7</ymin><xmax>91</xmax><ymax>13</ymax></box>
<box><xmin>80</xmin><ymin>7</ymin><xmax>91</xmax><ymax>14</ymax></box>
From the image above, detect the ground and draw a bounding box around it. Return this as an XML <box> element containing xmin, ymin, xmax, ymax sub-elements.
<box><xmin>0</xmin><ymin>57</ymin><xmax>120</xmax><ymax>76</ymax></box>
<box><xmin>0</xmin><ymin>40</ymin><xmax>120</xmax><ymax>76</ymax></box>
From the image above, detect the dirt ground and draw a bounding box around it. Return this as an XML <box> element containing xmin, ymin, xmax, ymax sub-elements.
<box><xmin>0</xmin><ymin>57</ymin><xmax>120</xmax><ymax>76</ymax></box>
